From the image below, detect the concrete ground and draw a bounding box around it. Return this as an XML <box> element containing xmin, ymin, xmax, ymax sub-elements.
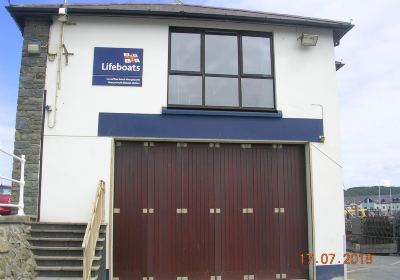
<box><xmin>347</xmin><ymin>254</ymin><xmax>400</xmax><ymax>280</ymax></box>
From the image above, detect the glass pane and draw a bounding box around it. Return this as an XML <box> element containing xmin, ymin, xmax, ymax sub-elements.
<box><xmin>205</xmin><ymin>34</ymin><xmax>238</xmax><ymax>75</ymax></box>
<box><xmin>205</xmin><ymin>77</ymin><xmax>238</xmax><ymax>107</ymax></box>
<box><xmin>168</xmin><ymin>75</ymin><xmax>202</xmax><ymax>105</ymax></box>
<box><xmin>242</xmin><ymin>36</ymin><xmax>271</xmax><ymax>75</ymax></box>
<box><xmin>241</xmin><ymin>78</ymin><xmax>274</xmax><ymax>108</ymax></box>
<box><xmin>171</xmin><ymin>33</ymin><xmax>200</xmax><ymax>71</ymax></box>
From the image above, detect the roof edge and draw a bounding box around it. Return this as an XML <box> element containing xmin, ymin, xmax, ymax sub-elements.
<box><xmin>6</xmin><ymin>4</ymin><xmax>354</xmax><ymax>44</ymax></box>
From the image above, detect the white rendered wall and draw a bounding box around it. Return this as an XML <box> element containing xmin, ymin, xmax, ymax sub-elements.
<box><xmin>40</xmin><ymin>136</ymin><xmax>112</xmax><ymax>223</ymax></box>
<box><xmin>310</xmin><ymin>143</ymin><xmax>345</xmax><ymax>270</ymax></box>
<box><xmin>40</xmin><ymin>15</ymin><xmax>345</xmax><ymax>274</ymax></box>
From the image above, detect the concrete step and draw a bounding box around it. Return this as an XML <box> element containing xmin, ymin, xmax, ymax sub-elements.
<box><xmin>35</xmin><ymin>255</ymin><xmax>102</xmax><ymax>267</ymax></box>
<box><xmin>31</xmin><ymin>228</ymin><xmax>107</xmax><ymax>238</ymax></box>
<box><xmin>29</xmin><ymin>222</ymin><xmax>107</xmax><ymax>232</ymax></box>
<box><xmin>28</xmin><ymin>237</ymin><xmax>105</xmax><ymax>247</ymax></box>
<box><xmin>36</xmin><ymin>277</ymin><xmax>98</xmax><ymax>280</ymax></box>
<box><xmin>36</xmin><ymin>265</ymin><xmax>100</xmax><ymax>278</ymax></box>
<box><xmin>34</xmin><ymin>256</ymin><xmax>102</xmax><ymax>261</ymax></box>
<box><xmin>31</xmin><ymin>246</ymin><xmax>103</xmax><ymax>257</ymax></box>
<box><xmin>36</xmin><ymin>265</ymin><xmax>100</xmax><ymax>271</ymax></box>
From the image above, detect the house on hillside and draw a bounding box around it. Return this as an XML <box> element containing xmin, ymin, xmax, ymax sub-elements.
<box><xmin>7</xmin><ymin>3</ymin><xmax>353</xmax><ymax>280</ymax></box>
<box><xmin>359</xmin><ymin>197</ymin><xmax>377</xmax><ymax>210</ymax></box>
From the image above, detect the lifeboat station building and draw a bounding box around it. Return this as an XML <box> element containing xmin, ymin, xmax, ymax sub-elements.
<box><xmin>7</xmin><ymin>3</ymin><xmax>353</xmax><ymax>280</ymax></box>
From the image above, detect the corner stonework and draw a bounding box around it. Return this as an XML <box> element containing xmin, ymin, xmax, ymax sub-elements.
<box><xmin>0</xmin><ymin>217</ymin><xmax>36</xmax><ymax>279</ymax></box>
<box><xmin>12</xmin><ymin>17</ymin><xmax>50</xmax><ymax>216</ymax></box>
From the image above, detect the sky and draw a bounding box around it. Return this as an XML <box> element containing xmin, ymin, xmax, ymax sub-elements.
<box><xmin>0</xmin><ymin>0</ymin><xmax>399</xmax><ymax>188</ymax></box>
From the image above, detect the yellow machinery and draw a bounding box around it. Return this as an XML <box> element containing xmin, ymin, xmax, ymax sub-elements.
<box><xmin>345</xmin><ymin>204</ymin><xmax>367</xmax><ymax>217</ymax></box>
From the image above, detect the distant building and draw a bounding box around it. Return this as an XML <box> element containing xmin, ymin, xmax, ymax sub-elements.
<box><xmin>376</xmin><ymin>198</ymin><xmax>400</xmax><ymax>213</ymax></box>
<box><xmin>359</xmin><ymin>197</ymin><xmax>377</xmax><ymax>210</ymax></box>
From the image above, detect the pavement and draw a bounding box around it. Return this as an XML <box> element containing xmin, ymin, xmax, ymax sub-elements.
<box><xmin>347</xmin><ymin>254</ymin><xmax>400</xmax><ymax>280</ymax></box>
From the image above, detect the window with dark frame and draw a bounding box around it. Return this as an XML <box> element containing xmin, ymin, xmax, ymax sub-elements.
<box><xmin>168</xmin><ymin>28</ymin><xmax>275</xmax><ymax>111</ymax></box>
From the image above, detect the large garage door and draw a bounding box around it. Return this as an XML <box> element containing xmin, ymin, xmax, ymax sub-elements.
<box><xmin>113</xmin><ymin>142</ymin><xmax>308</xmax><ymax>280</ymax></box>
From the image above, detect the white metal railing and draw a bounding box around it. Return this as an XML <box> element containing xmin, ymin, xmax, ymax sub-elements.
<box><xmin>0</xmin><ymin>147</ymin><xmax>25</xmax><ymax>216</ymax></box>
<box><xmin>82</xmin><ymin>180</ymin><xmax>106</xmax><ymax>280</ymax></box>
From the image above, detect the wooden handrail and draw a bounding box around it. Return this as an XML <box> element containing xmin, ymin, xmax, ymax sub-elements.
<box><xmin>82</xmin><ymin>180</ymin><xmax>106</xmax><ymax>280</ymax></box>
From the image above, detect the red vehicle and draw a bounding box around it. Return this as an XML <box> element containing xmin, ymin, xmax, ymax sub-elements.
<box><xmin>0</xmin><ymin>185</ymin><xmax>12</xmax><ymax>215</ymax></box>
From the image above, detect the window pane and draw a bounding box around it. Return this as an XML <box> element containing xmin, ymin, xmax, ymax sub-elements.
<box><xmin>241</xmin><ymin>78</ymin><xmax>274</xmax><ymax>108</ymax></box>
<box><xmin>171</xmin><ymin>33</ymin><xmax>200</xmax><ymax>71</ymax></box>
<box><xmin>205</xmin><ymin>77</ymin><xmax>238</xmax><ymax>106</ymax></box>
<box><xmin>168</xmin><ymin>75</ymin><xmax>202</xmax><ymax>105</ymax></box>
<box><xmin>242</xmin><ymin>36</ymin><xmax>271</xmax><ymax>75</ymax></box>
<box><xmin>205</xmin><ymin>35</ymin><xmax>238</xmax><ymax>75</ymax></box>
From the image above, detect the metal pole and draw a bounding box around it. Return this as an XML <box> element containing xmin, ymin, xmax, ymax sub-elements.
<box><xmin>379</xmin><ymin>185</ymin><xmax>381</xmax><ymax>206</ymax></box>
<box><xmin>390</xmin><ymin>186</ymin><xmax>392</xmax><ymax>215</ymax></box>
<box><xmin>17</xmin><ymin>155</ymin><xmax>25</xmax><ymax>216</ymax></box>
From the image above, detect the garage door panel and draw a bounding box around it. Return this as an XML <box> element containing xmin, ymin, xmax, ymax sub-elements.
<box><xmin>252</xmin><ymin>147</ymin><xmax>280</xmax><ymax>279</ymax></box>
<box><xmin>153</xmin><ymin>144</ymin><xmax>181</xmax><ymax>280</ymax></box>
<box><xmin>278</xmin><ymin>146</ymin><xmax>309</xmax><ymax>279</ymax></box>
<box><xmin>219</xmin><ymin>146</ymin><xmax>247</xmax><ymax>280</ymax></box>
<box><xmin>114</xmin><ymin>142</ymin><xmax>148</xmax><ymax>279</ymax></box>
<box><xmin>181</xmin><ymin>145</ymin><xmax>215</xmax><ymax>280</ymax></box>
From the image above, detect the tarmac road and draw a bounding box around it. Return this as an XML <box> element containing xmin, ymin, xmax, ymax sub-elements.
<box><xmin>347</xmin><ymin>254</ymin><xmax>400</xmax><ymax>280</ymax></box>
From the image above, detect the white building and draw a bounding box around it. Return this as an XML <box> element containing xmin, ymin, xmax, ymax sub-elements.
<box><xmin>376</xmin><ymin>200</ymin><xmax>400</xmax><ymax>213</ymax></box>
<box><xmin>8</xmin><ymin>3</ymin><xmax>353</xmax><ymax>280</ymax></box>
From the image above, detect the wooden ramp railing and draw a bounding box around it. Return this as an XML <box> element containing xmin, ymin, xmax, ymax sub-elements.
<box><xmin>82</xmin><ymin>180</ymin><xmax>105</xmax><ymax>280</ymax></box>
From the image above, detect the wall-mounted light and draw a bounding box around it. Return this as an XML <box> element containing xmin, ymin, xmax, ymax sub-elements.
<box><xmin>300</xmin><ymin>33</ymin><xmax>319</xmax><ymax>46</ymax></box>
<box><xmin>27</xmin><ymin>43</ymin><xmax>40</xmax><ymax>55</ymax></box>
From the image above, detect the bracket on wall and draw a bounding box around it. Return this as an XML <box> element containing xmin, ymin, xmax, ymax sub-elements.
<box><xmin>62</xmin><ymin>44</ymin><xmax>74</xmax><ymax>65</ymax></box>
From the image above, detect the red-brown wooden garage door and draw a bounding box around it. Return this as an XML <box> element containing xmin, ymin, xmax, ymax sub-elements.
<box><xmin>113</xmin><ymin>142</ymin><xmax>308</xmax><ymax>280</ymax></box>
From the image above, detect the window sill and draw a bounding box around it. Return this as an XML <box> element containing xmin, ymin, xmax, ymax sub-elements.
<box><xmin>162</xmin><ymin>107</ymin><xmax>282</xmax><ymax>118</ymax></box>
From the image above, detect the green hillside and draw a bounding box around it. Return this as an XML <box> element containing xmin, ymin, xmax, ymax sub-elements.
<box><xmin>344</xmin><ymin>186</ymin><xmax>400</xmax><ymax>197</ymax></box>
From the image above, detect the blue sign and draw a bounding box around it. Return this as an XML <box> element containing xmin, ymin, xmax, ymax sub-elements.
<box><xmin>92</xmin><ymin>47</ymin><xmax>143</xmax><ymax>87</ymax></box>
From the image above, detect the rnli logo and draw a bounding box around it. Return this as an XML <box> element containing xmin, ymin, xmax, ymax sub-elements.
<box><xmin>124</xmin><ymin>52</ymin><xmax>140</xmax><ymax>64</ymax></box>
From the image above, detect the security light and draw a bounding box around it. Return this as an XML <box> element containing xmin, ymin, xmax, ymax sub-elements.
<box><xmin>300</xmin><ymin>34</ymin><xmax>319</xmax><ymax>46</ymax></box>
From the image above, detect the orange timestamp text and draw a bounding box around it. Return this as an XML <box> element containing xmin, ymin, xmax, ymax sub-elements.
<box><xmin>300</xmin><ymin>252</ymin><xmax>373</xmax><ymax>265</ymax></box>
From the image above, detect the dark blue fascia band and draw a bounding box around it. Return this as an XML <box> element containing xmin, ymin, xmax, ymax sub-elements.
<box><xmin>98</xmin><ymin>112</ymin><xmax>323</xmax><ymax>142</ymax></box>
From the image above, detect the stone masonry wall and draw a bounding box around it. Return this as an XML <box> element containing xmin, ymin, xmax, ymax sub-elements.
<box><xmin>0</xmin><ymin>221</ymin><xmax>36</xmax><ymax>279</ymax></box>
<box><xmin>12</xmin><ymin>17</ymin><xmax>50</xmax><ymax>216</ymax></box>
